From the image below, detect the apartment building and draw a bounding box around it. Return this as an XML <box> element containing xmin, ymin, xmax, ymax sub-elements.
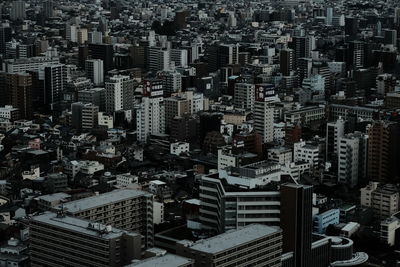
<box><xmin>59</xmin><ymin>189</ymin><xmax>154</xmax><ymax>249</ymax></box>
<box><xmin>176</xmin><ymin>224</ymin><xmax>282</xmax><ymax>267</ymax></box>
<box><xmin>30</xmin><ymin>212</ymin><xmax>141</xmax><ymax>267</ymax></box>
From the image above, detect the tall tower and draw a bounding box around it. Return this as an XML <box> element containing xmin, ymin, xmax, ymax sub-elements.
<box><xmin>280</xmin><ymin>183</ymin><xmax>313</xmax><ymax>267</ymax></box>
<box><xmin>41</xmin><ymin>64</ymin><xmax>67</xmax><ymax>110</ymax></box>
<box><xmin>280</xmin><ymin>48</ymin><xmax>294</xmax><ymax>76</ymax></box>
<box><xmin>254</xmin><ymin>84</ymin><xmax>275</xmax><ymax>144</ymax></box>
<box><xmin>85</xmin><ymin>59</ymin><xmax>104</xmax><ymax>86</ymax></box>
<box><xmin>10</xmin><ymin>0</ymin><xmax>26</xmax><ymax>21</ymax></box>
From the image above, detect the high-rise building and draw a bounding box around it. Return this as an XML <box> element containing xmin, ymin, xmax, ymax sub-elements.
<box><xmin>58</xmin><ymin>189</ymin><xmax>154</xmax><ymax>249</ymax></box>
<box><xmin>0</xmin><ymin>26</ymin><xmax>12</xmax><ymax>55</ymax></box>
<box><xmin>10</xmin><ymin>1</ymin><xmax>26</xmax><ymax>21</ymax></box>
<box><xmin>254</xmin><ymin>84</ymin><xmax>275</xmax><ymax>144</ymax></box>
<box><xmin>290</xmin><ymin>36</ymin><xmax>315</xmax><ymax>68</ymax></box>
<box><xmin>81</xmin><ymin>103</ymin><xmax>99</xmax><ymax>130</ymax></box>
<box><xmin>325</xmin><ymin>117</ymin><xmax>345</xmax><ymax>162</ymax></box>
<box><xmin>88</xmin><ymin>43</ymin><xmax>114</xmax><ymax>73</ymax></box>
<box><xmin>105</xmin><ymin>75</ymin><xmax>134</xmax><ymax>113</ymax></box>
<box><xmin>30</xmin><ymin>212</ymin><xmax>142</xmax><ymax>267</ymax></box>
<box><xmin>280</xmin><ymin>48</ymin><xmax>294</xmax><ymax>76</ymax></box>
<box><xmin>176</xmin><ymin>224</ymin><xmax>282</xmax><ymax>267</ymax></box>
<box><xmin>40</xmin><ymin>64</ymin><xmax>67</xmax><ymax>109</ymax></box>
<box><xmin>326</xmin><ymin>7</ymin><xmax>333</xmax><ymax>25</ymax></box>
<box><xmin>66</xmin><ymin>24</ymin><xmax>78</xmax><ymax>42</ymax></box>
<box><xmin>345</xmin><ymin>17</ymin><xmax>359</xmax><ymax>37</ymax></box>
<box><xmin>170</xmin><ymin>48</ymin><xmax>188</xmax><ymax>67</ymax></box>
<box><xmin>148</xmin><ymin>47</ymin><xmax>170</xmax><ymax>72</ymax></box>
<box><xmin>3</xmin><ymin>56</ymin><xmax>59</xmax><ymax>73</ymax></box>
<box><xmin>208</xmin><ymin>43</ymin><xmax>239</xmax><ymax>72</ymax></box>
<box><xmin>85</xmin><ymin>59</ymin><xmax>104</xmax><ymax>86</ymax></box>
<box><xmin>367</xmin><ymin>121</ymin><xmax>400</xmax><ymax>183</ymax></box>
<box><xmin>233</xmin><ymin>83</ymin><xmax>255</xmax><ymax>111</ymax></box>
<box><xmin>88</xmin><ymin>30</ymin><xmax>103</xmax><ymax>44</ymax></box>
<box><xmin>280</xmin><ymin>183</ymin><xmax>313</xmax><ymax>267</ymax></box>
<box><xmin>200</xmin><ymin>162</ymin><xmax>282</xmax><ymax>233</ymax></box>
<box><xmin>136</xmin><ymin>80</ymin><xmax>165</xmax><ymax>142</ymax></box>
<box><xmin>159</xmin><ymin>70</ymin><xmax>182</xmax><ymax>96</ymax></box>
<box><xmin>338</xmin><ymin>132</ymin><xmax>368</xmax><ymax>188</ymax></box>
<box><xmin>164</xmin><ymin>96</ymin><xmax>190</xmax><ymax>132</ymax></box>
<box><xmin>383</xmin><ymin>29</ymin><xmax>397</xmax><ymax>47</ymax></box>
<box><xmin>0</xmin><ymin>72</ymin><xmax>32</xmax><ymax>118</ymax></box>
<box><xmin>78</xmin><ymin>87</ymin><xmax>105</xmax><ymax>111</ymax></box>
<box><xmin>42</xmin><ymin>0</ymin><xmax>54</xmax><ymax>18</ymax></box>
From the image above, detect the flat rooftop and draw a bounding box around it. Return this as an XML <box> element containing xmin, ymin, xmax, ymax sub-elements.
<box><xmin>127</xmin><ymin>254</ymin><xmax>193</xmax><ymax>267</ymax></box>
<box><xmin>36</xmin><ymin>193</ymin><xmax>71</xmax><ymax>202</ymax></box>
<box><xmin>180</xmin><ymin>224</ymin><xmax>281</xmax><ymax>254</ymax></box>
<box><xmin>61</xmin><ymin>189</ymin><xmax>151</xmax><ymax>213</ymax></box>
<box><xmin>32</xmin><ymin>212</ymin><xmax>137</xmax><ymax>239</ymax></box>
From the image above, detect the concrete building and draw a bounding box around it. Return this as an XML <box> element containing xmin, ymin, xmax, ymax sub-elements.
<box><xmin>200</xmin><ymin>162</ymin><xmax>282</xmax><ymax>233</ymax></box>
<box><xmin>105</xmin><ymin>75</ymin><xmax>134</xmax><ymax>113</ymax></box>
<box><xmin>127</xmin><ymin>253</ymin><xmax>193</xmax><ymax>267</ymax></box>
<box><xmin>40</xmin><ymin>64</ymin><xmax>67</xmax><ymax>109</ymax></box>
<box><xmin>77</xmin><ymin>88</ymin><xmax>105</xmax><ymax>111</ymax></box>
<box><xmin>170</xmin><ymin>142</ymin><xmax>189</xmax><ymax>155</ymax></box>
<box><xmin>164</xmin><ymin>96</ymin><xmax>189</xmax><ymax>131</ymax></box>
<box><xmin>254</xmin><ymin>98</ymin><xmax>274</xmax><ymax>144</ymax></box>
<box><xmin>176</xmin><ymin>224</ymin><xmax>282</xmax><ymax>267</ymax></box>
<box><xmin>0</xmin><ymin>105</ymin><xmax>19</xmax><ymax>121</ymax></box>
<box><xmin>81</xmin><ymin>103</ymin><xmax>99</xmax><ymax>130</ymax></box>
<box><xmin>294</xmin><ymin>140</ymin><xmax>320</xmax><ymax>167</ymax></box>
<box><xmin>234</xmin><ymin>83</ymin><xmax>255</xmax><ymax>111</ymax></box>
<box><xmin>30</xmin><ymin>212</ymin><xmax>141</xmax><ymax>267</ymax></box>
<box><xmin>10</xmin><ymin>1</ymin><xmax>26</xmax><ymax>21</ymax></box>
<box><xmin>361</xmin><ymin>182</ymin><xmax>399</xmax><ymax>219</ymax></box>
<box><xmin>380</xmin><ymin>212</ymin><xmax>400</xmax><ymax>246</ymax></box>
<box><xmin>86</xmin><ymin>59</ymin><xmax>104</xmax><ymax>86</ymax></box>
<box><xmin>58</xmin><ymin>189</ymin><xmax>154</xmax><ymax>249</ymax></box>
<box><xmin>149</xmin><ymin>47</ymin><xmax>170</xmax><ymax>71</ymax></box>
<box><xmin>267</xmin><ymin>147</ymin><xmax>293</xmax><ymax>165</ymax></box>
<box><xmin>337</xmin><ymin>132</ymin><xmax>367</xmax><ymax>188</ymax></box>
<box><xmin>313</xmin><ymin>209</ymin><xmax>340</xmax><ymax>234</ymax></box>
<box><xmin>136</xmin><ymin>80</ymin><xmax>165</xmax><ymax>142</ymax></box>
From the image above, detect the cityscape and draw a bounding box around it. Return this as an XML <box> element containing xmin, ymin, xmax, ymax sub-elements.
<box><xmin>1</xmin><ymin>0</ymin><xmax>400</xmax><ymax>266</ymax></box>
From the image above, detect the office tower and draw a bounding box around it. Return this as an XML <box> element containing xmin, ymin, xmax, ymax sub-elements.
<box><xmin>297</xmin><ymin>57</ymin><xmax>312</xmax><ymax>85</ymax></box>
<box><xmin>40</xmin><ymin>64</ymin><xmax>67</xmax><ymax>109</ymax></box>
<box><xmin>326</xmin><ymin>7</ymin><xmax>333</xmax><ymax>25</ymax></box>
<box><xmin>254</xmin><ymin>84</ymin><xmax>275</xmax><ymax>144</ymax></box>
<box><xmin>325</xmin><ymin>117</ymin><xmax>345</xmax><ymax>161</ymax></box>
<box><xmin>88</xmin><ymin>43</ymin><xmax>114</xmax><ymax>73</ymax></box>
<box><xmin>78</xmin><ymin>87</ymin><xmax>105</xmax><ymax>110</ymax></box>
<box><xmin>348</xmin><ymin>41</ymin><xmax>365</xmax><ymax>69</ymax></box>
<box><xmin>164</xmin><ymin>96</ymin><xmax>190</xmax><ymax>132</ymax></box>
<box><xmin>10</xmin><ymin>1</ymin><xmax>26</xmax><ymax>21</ymax></box>
<box><xmin>129</xmin><ymin>43</ymin><xmax>148</xmax><ymax>69</ymax></box>
<box><xmin>30</xmin><ymin>212</ymin><xmax>141</xmax><ymax>267</ymax></box>
<box><xmin>170</xmin><ymin>114</ymin><xmax>198</xmax><ymax>142</ymax></box>
<box><xmin>148</xmin><ymin>47</ymin><xmax>170</xmax><ymax>72</ymax></box>
<box><xmin>59</xmin><ymin>189</ymin><xmax>154</xmax><ymax>249</ymax></box>
<box><xmin>233</xmin><ymin>83</ymin><xmax>255</xmax><ymax>111</ymax></box>
<box><xmin>159</xmin><ymin>70</ymin><xmax>182</xmax><ymax>96</ymax></box>
<box><xmin>174</xmin><ymin>10</ymin><xmax>189</xmax><ymax>29</ymax></box>
<box><xmin>280</xmin><ymin>183</ymin><xmax>313</xmax><ymax>267</ymax></box>
<box><xmin>0</xmin><ymin>72</ymin><xmax>32</xmax><ymax>119</ymax></box>
<box><xmin>176</xmin><ymin>224</ymin><xmax>282</xmax><ymax>267</ymax></box>
<box><xmin>0</xmin><ymin>26</ymin><xmax>12</xmax><ymax>55</ymax></box>
<box><xmin>200</xmin><ymin>162</ymin><xmax>282</xmax><ymax>233</ymax></box>
<box><xmin>345</xmin><ymin>17</ymin><xmax>359</xmax><ymax>37</ymax></box>
<box><xmin>81</xmin><ymin>103</ymin><xmax>99</xmax><ymax>130</ymax></box>
<box><xmin>105</xmin><ymin>75</ymin><xmax>134</xmax><ymax>113</ymax></box>
<box><xmin>88</xmin><ymin>30</ymin><xmax>103</xmax><ymax>44</ymax></box>
<box><xmin>290</xmin><ymin>36</ymin><xmax>315</xmax><ymax>68</ymax></box>
<box><xmin>71</xmin><ymin>102</ymin><xmax>84</xmax><ymax>130</ymax></box>
<box><xmin>42</xmin><ymin>0</ymin><xmax>54</xmax><ymax>18</ymax></box>
<box><xmin>338</xmin><ymin>132</ymin><xmax>368</xmax><ymax>188</ymax></box>
<box><xmin>66</xmin><ymin>24</ymin><xmax>78</xmax><ymax>42</ymax></box>
<box><xmin>85</xmin><ymin>59</ymin><xmax>104</xmax><ymax>86</ymax></box>
<box><xmin>170</xmin><ymin>48</ymin><xmax>188</xmax><ymax>67</ymax></box>
<box><xmin>367</xmin><ymin>121</ymin><xmax>400</xmax><ymax>183</ymax></box>
<box><xmin>384</xmin><ymin>29</ymin><xmax>397</xmax><ymax>47</ymax></box>
<box><xmin>77</xmin><ymin>28</ymin><xmax>88</xmax><ymax>44</ymax></box>
<box><xmin>280</xmin><ymin>48</ymin><xmax>294</xmax><ymax>76</ymax></box>
<box><xmin>136</xmin><ymin>80</ymin><xmax>165</xmax><ymax>142</ymax></box>
<box><xmin>395</xmin><ymin>7</ymin><xmax>400</xmax><ymax>25</ymax></box>
<box><xmin>208</xmin><ymin>43</ymin><xmax>239</xmax><ymax>72</ymax></box>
